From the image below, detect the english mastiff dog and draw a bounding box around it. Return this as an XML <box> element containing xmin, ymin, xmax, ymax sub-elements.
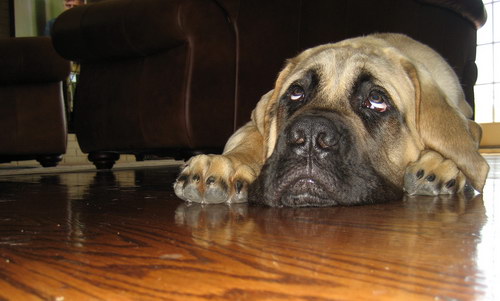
<box><xmin>174</xmin><ymin>33</ymin><xmax>490</xmax><ymax>207</ymax></box>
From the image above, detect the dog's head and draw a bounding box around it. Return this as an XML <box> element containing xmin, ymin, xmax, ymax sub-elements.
<box><xmin>248</xmin><ymin>35</ymin><xmax>488</xmax><ymax>207</ymax></box>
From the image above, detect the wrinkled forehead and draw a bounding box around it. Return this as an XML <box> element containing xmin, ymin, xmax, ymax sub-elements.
<box><xmin>289</xmin><ymin>46</ymin><xmax>398</xmax><ymax>83</ymax></box>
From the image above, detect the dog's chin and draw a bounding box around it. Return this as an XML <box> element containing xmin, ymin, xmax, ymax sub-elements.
<box><xmin>248</xmin><ymin>165</ymin><xmax>404</xmax><ymax>207</ymax></box>
<box><xmin>279</xmin><ymin>178</ymin><xmax>337</xmax><ymax>207</ymax></box>
<box><xmin>249</xmin><ymin>172</ymin><xmax>358</xmax><ymax>207</ymax></box>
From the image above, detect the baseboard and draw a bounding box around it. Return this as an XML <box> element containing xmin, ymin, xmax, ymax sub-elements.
<box><xmin>480</xmin><ymin>123</ymin><xmax>500</xmax><ymax>148</ymax></box>
<box><xmin>480</xmin><ymin>148</ymin><xmax>500</xmax><ymax>154</ymax></box>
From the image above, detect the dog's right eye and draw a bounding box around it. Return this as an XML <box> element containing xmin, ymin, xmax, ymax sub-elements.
<box><xmin>288</xmin><ymin>85</ymin><xmax>305</xmax><ymax>102</ymax></box>
<box><xmin>363</xmin><ymin>90</ymin><xmax>389</xmax><ymax>113</ymax></box>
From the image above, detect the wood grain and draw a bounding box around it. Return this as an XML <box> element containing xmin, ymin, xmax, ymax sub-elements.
<box><xmin>0</xmin><ymin>156</ymin><xmax>499</xmax><ymax>300</ymax></box>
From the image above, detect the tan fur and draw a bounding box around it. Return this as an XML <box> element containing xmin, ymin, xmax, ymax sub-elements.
<box><xmin>174</xmin><ymin>33</ymin><xmax>489</xmax><ymax>204</ymax></box>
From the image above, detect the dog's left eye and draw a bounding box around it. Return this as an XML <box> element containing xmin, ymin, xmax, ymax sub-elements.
<box><xmin>364</xmin><ymin>91</ymin><xmax>388</xmax><ymax>112</ymax></box>
<box><xmin>289</xmin><ymin>85</ymin><xmax>305</xmax><ymax>102</ymax></box>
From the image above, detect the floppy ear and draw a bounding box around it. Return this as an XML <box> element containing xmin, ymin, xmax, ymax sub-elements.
<box><xmin>403</xmin><ymin>62</ymin><xmax>489</xmax><ymax>192</ymax></box>
<box><xmin>251</xmin><ymin>58</ymin><xmax>300</xmax><ymax>158</ymax></box>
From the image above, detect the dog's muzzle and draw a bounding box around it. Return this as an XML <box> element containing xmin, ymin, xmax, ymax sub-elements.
<box><xmin>249</xmin><ymin>110</ymin><xmax>403</xmax><ymax>207</ymax></box>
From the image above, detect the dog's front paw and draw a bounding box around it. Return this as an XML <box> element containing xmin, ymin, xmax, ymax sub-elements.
<box><xmin>404</xmin><ymin>150</ymin><xmax>466</xmax><ymax>196</ymax></box>
<box><xmin>174</xmin><ymin>155</ymin><xmax>256</xmax><ymax>204</ymax></box>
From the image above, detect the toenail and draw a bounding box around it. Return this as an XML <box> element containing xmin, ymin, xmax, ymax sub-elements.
<box><xmin>446</xmin><ymin>179</ymin><xmax>456</xmax><ymax>188</ymax></box>
<box><xmin>426</xmin><ymin>174</ymin><xmax>436</xmax><ymax>182</ymax></box>
<box><xmin>177</xmin><ymin>174</ymin><xmax>188</xmax><ymax>182</ymax></box>
<box><xmin>235</xmin><ymin>180</ymin><xmax>244</xmax><ymax>194</ymax></box>
<box><xmin>206</xmin><ymin>176</ymin><xmax>216</xmax><ymax>185</ymax></box>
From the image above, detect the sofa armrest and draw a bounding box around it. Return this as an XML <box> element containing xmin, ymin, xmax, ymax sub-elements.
<box><xmin>52</xmin><ymin>0</ymin><xmax>232</xmax><ymax>62</ymax></box>
<box><xmin>417</xmin><ymin>0</ymin><xmax>486</xmax><ymax>28</ymax></box>
<box><xmin>0</xmin><ymin>37</ymin><xmax>70</xmax><ymax>84</ymax></box>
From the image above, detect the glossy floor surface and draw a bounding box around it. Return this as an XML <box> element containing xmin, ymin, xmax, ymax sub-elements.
<box><xmin>0</xmin><ymin>156</ymin><xmax>499</xmax><ymax>300</ymax></box>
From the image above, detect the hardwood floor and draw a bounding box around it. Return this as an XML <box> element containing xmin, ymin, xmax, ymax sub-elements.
<box><xmin>0</xmin><ymin>155</ymin><xmax>498</xmax><ymax>300</ymax></box>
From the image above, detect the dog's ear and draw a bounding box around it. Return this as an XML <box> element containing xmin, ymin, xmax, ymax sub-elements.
<box><xmin>251</xmin><ymin>59</ymin><xmax>300</xmax><ymax>158</ymax></box>
<box><xmin>403</xmin><ymin>61</ymin><xmax>489</xmax><ymax>192</ymax></box>
<box><xmin>251</xmin><ymin>88</ymin><xmax>282</xmax><ymax>158</ymax></box>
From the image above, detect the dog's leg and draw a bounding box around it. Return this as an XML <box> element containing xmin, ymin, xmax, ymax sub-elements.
<box><xmin>404</xmin><ymin>150</ymin><xmax>467</xmax><ymax>195</ymax></box>
<box><xmin>174</xmin><ymin>122</ymin><xmax>266</xmax><ymax>204</ymax></box>
<box><xmin>175</xmin><ymin>90</ymin><xmax>274</xmax><ymax>204</ymax></box>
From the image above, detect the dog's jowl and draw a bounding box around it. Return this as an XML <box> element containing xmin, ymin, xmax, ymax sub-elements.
<box><xmin>174</xmin><ymin>33</ymin><xmax>489</xmax><ymax>207</ymax></box>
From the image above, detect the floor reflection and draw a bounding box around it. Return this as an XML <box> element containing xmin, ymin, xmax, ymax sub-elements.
<box><xmin>0</xmin><ymin>167</ymin><xmax>181</xmax><ymax>248</ymax></box>
<box><xmin>172</xmin><ymin>194</ymin><xmax>490</xmax><ymax>299</ymax></box>
<box><xmin>175</xmin><ymin>203</ymin><xmax>254</xmax><ymax>247</ymax></box>
<box><xmin>175</xmin><ymin>194</ymin><xmax>486</xmax><ymax>255</ymax></box>
<box><xmin>476</xmin><ymin>155</ymin><xmax>500</xmax><ymax>300</ymax></box>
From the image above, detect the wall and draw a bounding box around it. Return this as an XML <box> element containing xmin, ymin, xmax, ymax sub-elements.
<box><xmin>14</xmin><ymin>0</ymin><xmax>41</xmax><ymax>36</ymax></box>
<box><xmin>14</xmin><ymin>0</ymin><xmax>65</xmax><ymax>37</ymax></box>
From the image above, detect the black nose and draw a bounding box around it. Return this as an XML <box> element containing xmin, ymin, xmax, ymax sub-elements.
<box><xmin>287</xmin><ymin>113</ymin><xmax>339</xmax><ymax>158</ymax></box>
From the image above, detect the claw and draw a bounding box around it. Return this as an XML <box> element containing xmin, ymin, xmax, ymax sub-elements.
<box><xmin>192</xmin><ymin>174</ymin><xmax>201</xmax><ymax>183</ymax></box>
<box><xmin>235</xmin><ymin>180</ymin><xmax>244</xmax><ymax>194</ymax></box>
<box><xmin>206</xmin><ymin>176</ymin><xmax>216</xmax><ymax>185</ymax></box>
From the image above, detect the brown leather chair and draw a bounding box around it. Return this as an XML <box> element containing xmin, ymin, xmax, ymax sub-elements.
<box><xmin>51</xmin><ymin>0</ymin><xmax>485</xmax><ymax>169</ymax></box>
<box><xmin>0</xmin><ymin>37</ymin><xmax>71</xmax><ymax>167</ymax></box>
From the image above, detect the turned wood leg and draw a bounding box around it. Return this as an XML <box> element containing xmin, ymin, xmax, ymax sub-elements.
<box><xmin>36</xmin><ymin>155</ymin><xmax>63</xmax><ymax>167</ymax></box>
<box><xmin>88</xmin><ymin>152</ymin><xmax>120</xmax><ymax>170</ymax></box>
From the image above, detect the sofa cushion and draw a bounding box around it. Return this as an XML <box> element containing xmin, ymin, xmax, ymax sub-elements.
<box><xmin>52</xmin><ymin>0</ymin><xmax>225</xmax><ymax>62</ymax></box>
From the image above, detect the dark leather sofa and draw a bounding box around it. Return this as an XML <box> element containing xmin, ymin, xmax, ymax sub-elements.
<box><xmin>0</xmin><ymin>37</ymin><xmax>70</xmax><ymax>167</ymax></box>
<box><xmin>52</xmin><ymin>0</ymin><xmax>486</xmax><ymax>169</ymax></box>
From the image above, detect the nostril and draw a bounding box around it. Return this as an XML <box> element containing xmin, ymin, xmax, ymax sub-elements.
<box><xmin>317</xmin><ymin>133</ymin><xmax>328</xmax><ymax>149</ymax></box>
<box><xmin>316</xmin><ymin>132</ymin><xmax>336</xmax><ymax>149</ymax></box>
<box><xmin>294</xmin><ymin>137</ymin><xmax>305</xmax><ymax>145</ymax></box>
<box><xmin>289</xmin><ymin>129</ymin><xmax>306</xmax><ymax>145</ymax></box>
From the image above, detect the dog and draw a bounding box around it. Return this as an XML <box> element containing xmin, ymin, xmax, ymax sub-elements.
<box><xmin>174</xmin><ymin>33</ymin><xmax>489</xmax><ymax>207</ymax></box>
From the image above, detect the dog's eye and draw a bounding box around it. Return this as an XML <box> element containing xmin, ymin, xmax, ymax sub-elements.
<box><xmin>364</xmin><ymin>91</ymin><xmax>388</xmax><ymax>112</ymax></box>
<box><xmin>289</xmin><ymin>85</ymin><xmax>305</xmax><ymax>102</ymax></box>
